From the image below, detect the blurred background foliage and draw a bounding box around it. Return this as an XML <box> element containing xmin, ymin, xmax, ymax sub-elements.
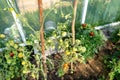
<box><xmin>0</xmin><ymin>0</ymin><xmax>14</xmax><ymax>33</ymax></box>
<box><xmin>86</xmin><ymin>0</ymin><xmax>120</xmax><ymax>25</ymax></box>
<box><xmin>0</xmin><ymin>0</ymin><xmax>120</xmax><ymax>34</ymax></box>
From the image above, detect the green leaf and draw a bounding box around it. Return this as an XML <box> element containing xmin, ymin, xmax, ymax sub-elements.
<box><xmin>57</xmin><ymin>68</ymin><xmax>65</xmax><ymax>77</ymax></box>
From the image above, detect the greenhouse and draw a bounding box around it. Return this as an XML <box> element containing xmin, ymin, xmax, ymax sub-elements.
<box><xmin>0</xmin><ymin>0</ymin><xmax>120</xmax><ymax>80</ymax></box>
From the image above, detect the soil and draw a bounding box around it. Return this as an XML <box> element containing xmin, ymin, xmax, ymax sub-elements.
<box><xmin>45</xmin><ymin>41</ymin><xmax>114</xmax><ymax>80</ymax></box>
<box><xmin>15</xmin><ymin>41</ymin><xmax>114</xmax><ymax>80</ymax></box>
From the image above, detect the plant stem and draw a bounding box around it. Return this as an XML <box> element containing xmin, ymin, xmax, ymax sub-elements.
<box><xmin>38</xmin><ymin>0</ymin><xmax>47</xmax><ymax>80</ymax></box>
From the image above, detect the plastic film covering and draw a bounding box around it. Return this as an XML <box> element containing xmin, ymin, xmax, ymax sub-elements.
<box><xmin>86</xmin><ymin>0</ymin><xmax>120</xmax><ymax>25</ymax></box>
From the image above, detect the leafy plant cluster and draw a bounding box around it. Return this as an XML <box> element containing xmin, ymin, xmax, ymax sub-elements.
<box><xmin>0</xmin><ymin>1</ymin><xmax>106</xmax><ymax>79</ymax></box>
<box><xmin>76</xmin><ymin>24</ymin><xmax>105</xmax><ymax>60</ymax></box>
<box><xmin>44</xmin><ymin>19</ymin><xmax>105</xmax><ymax>77</ymax></box>
<box><xmin>104</xmin><ymin>28</ymin><xmax>120</xmax><ymax>80</ymax></box>
<box><xmin>104</xmin><ymin>54</ymin><xmax>120</xmax><ymax>80</ymax></box>
<box><xmin>0</xmin><ymin>0</ymin><xmax>14</xmax><ymax>33</ymax></box>
<box><xmin>0</xmin><ymin>16</ymin><xmax>105</xmax><ymax>80</ymax></box>
<box><xmin>0</xmin><ymin>35</ymin><xmax>41</xmax><ymax>80</ymax></box>
<box><xmin>45</xmin><ymin>20</ymin><xmax>87</xmax><ymax>76</ymax></box>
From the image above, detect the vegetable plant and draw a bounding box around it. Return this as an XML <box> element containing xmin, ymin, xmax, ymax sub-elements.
<box><xmin>104</xmin><ymin>28</ymin><xmax>120</xmax><ymax>80</ymax></box>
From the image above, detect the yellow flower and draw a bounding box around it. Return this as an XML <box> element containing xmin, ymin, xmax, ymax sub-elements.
<box><xmin>0</xmin><ymin>34</ymin><xmax>5</xmax><ymax>38</ymax></box>
<box><xmin>73</xmin><ymin>47</ymin><xmax>77</xmax><ymax>52</ymax></box>
<box><xmin>31</xmin><ymin>73</ymin><xmax>36</xmax><ymax>78</ymax></box>
<box><xmin>59</xmin><ymin>39</ymin><xmax>63</xmax><ymax>43</ymax></box>
<box><xmin>9</xmin><ymin>40</ymin><xmax>14</xmax><ymax>46</ymax></box>
<box><xmin>65</xmin><ymin>50</ymin><xmax>70</xmax><ymax>55</ymax></box>
<box><xmin>47</xmin><ymin>39</ymin><xmax>52</xmax><ymax>43</ymax></box>
<box><xmin>62</xmin><ymin>31</ymin><xmax>67</xmax><ymax>37</ymax></box>
<box><xmin>52</xmin><ymin>46</ymin><xmax>55</xmax><ymax>49</ymax></box>
<box><xmin>22</xmin><ymin>61</ymin><xmax>26</xmax><ymax>65</ymax></box>
<box><xmin>18</xmin><ymin>53</ymin><xmax>23</xmax><ymax>58</ymax></box>
<box><xmin>9</xmin><ymin>8</ymin><xmax>14</xmax><ymax>12</ymax></box>
<box><xmin>14</xmin><ymin>44</ymin><xmax>18</xmax><ymax>49</ymax></box>
<box><xmin>22</xmin><ymin>69</ymin><xmax>30</xmax><ymax>74</ymax></box>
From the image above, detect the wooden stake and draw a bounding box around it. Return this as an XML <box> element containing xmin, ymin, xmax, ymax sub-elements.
<box><xmin>71</xmin><ymin>0</ymin><xmax>78</xmax><ymax>74</ymax></box>
<box><xmin>72</xmin><ymin>0</ymin><xmax>78</xmax><ymax>45</ymax></box>
<box><xmin>38</xmin><ymin>0</ymin><xmax>47</xmax><ymax>79</ymax></box>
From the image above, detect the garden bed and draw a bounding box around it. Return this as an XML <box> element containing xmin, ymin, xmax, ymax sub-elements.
<box><xmin>1</xmin><ymin>24</ymin><xmax>119</xmax><ymax>80</ymax></box>
<box><xmin>46</xmin><ymin>41</ymin><xmax>114</xmax><ymax>80</ymax></box>
<box><xmin>14</xmin><ymin>40</ymin><xmax>114</xmax><ymax>80</ymax></box>
<box><xmin>0</xmin><ymin>0</ymin><xmax>120</xmax><ymax>80</ymax></box>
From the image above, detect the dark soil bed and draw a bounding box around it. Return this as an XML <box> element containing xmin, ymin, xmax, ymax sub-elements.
<box><xmin>45</xmin><ymin>41</ymin><xmax>114</xmax><ymax>80</ymax></box>
<box><xmin>16</xmin><ymin>41</ymin><xmax>114</xmax><ymax>80</ymax></box>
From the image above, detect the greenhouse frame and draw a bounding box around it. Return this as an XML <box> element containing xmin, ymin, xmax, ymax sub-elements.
<box><xmin>0</xmin><ymin>0</ymin><xmax>120</xmax><ymax>80</ymax></box>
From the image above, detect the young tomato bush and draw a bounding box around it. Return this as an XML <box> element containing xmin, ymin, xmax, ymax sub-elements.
<box><xmin>0</xmin><ymin>34</ymin><xmax>43</xmax><ymax>80</ymax></box>
<box><xmin>44</xmin><ymin>20</ymin><xmax>105</xmax><ymax>77</ymax></box>
<box><xmin>45</xmin><ymin>22</ymin><xmax>86</xmax><ymax>77</ymax></box>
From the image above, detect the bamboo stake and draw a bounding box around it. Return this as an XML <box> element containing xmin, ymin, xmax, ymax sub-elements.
<box><xmin>72</xmin><ymin>0</ymin><xmax>78</xmax><ymax>45</ymax></box>
<box><xmin>38</xmin><ymin>0</ymin><xmax>47</xmax><ymax>79</ymax></box>
<box><xmin>71</xmin><ymin>0</ymin><xmax>78</xmax><ymax>73</ymax></box>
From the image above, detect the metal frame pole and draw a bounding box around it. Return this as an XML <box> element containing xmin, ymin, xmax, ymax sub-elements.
<box><xmin>81</xmin><ymin>0</ymin><xmax>89</xmax><ymax>24</ymax></box>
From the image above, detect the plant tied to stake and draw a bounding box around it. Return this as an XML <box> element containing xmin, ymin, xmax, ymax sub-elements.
<box><xmin>0</xmin><ymin>0</ymin><xmax>107</xmax><ymax>79</ymax></box>
<box><xmin>72</xmin><ymin>0</ymin><xmax>78</xmax><ymax>45</ymax></box>
<box><xmin>71</xmin><ymin>0</ymin><xmax>78</xmax><ymax>74</ymax></box>
<box><xmin>38</xmin><ymin>0</ymin><xmax>47</xmax><ymax>79</ymax></box>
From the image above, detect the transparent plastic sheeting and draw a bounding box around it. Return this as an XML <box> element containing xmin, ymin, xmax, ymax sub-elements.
<box><xmin>86</xmin><ymin>0</ymin><xmax>120</xmax><ymax>25</ymax></box>
<box><xmin>1</xmin><ymin>0</ymin><xmax>120</xmax><ymax>34</ymax></box>
<box><xmin>39</xmin><ymin>0</ymin><xmax>120</xmax><ymax>26</ymax></box>
<box><xmin>0</xmin><ymin>0</ymin><xmax>14</xmax><ymax>33</ymax></box>
<box><xmin>0</xmin><ymin>0</ymin><xmax>25</xmax><ymax>43</ymax></box>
